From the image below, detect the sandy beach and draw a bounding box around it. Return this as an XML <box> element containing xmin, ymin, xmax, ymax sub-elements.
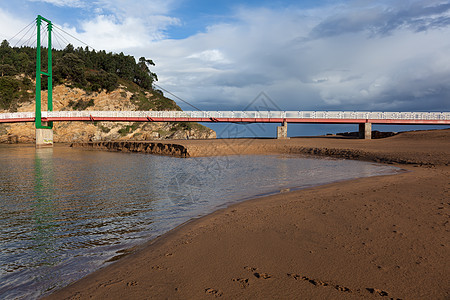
<box><xmin>47</xmin><ymin>129</ymin><xmax>449</xmax><ymax>299</ymax></box>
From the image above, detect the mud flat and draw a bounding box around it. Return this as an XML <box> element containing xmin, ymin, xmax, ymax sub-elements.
<box><xmin>72</xmin><ymin>141</ymin><xmax>189</xmax><ymax>157</ymax></box>
<box><xmin>73</xmin><ymin>129</ymin><xmax>449</xmax><ymax>165</ymax></box>
<box><xmin>51</xmin><ymin>129</ymin><xmax>449</xmax><ymax>299</ymax></box>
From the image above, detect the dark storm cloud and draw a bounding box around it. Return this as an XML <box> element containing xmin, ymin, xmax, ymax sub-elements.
<box><xmin>310</xmin><ymin>1</ymin><xmax>450</xmax><ymax>38</ymax></box>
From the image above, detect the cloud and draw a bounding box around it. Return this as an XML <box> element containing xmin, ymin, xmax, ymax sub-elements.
<box><xmin>27</xmin><ymin>0</ymin><xmax>84</xmax><ymax>7</ymax></box>
<box><xmin>0</xmin><ymin>8</ymin><xmax>30</xmax><ymax>42</ymax></box>
<box><xmin>144</xmin><ymin>2</ymin><xmax>450</xmax><ymax>112</ymax></box>
<box><xmin>310</xmin><ymin>1</ymin><xmax>450</xmax><ymax>38</ymax></box>
<box><xmin>76</xmin><ymin>1</ymin><xmax>180</xmax><ymax>49</ymax></box>
<box><xmin>22</xmin><ymin>0</ymin><xmax>181</xmax><ymax>50</ymax></box>
<box><xmin>188</xmin><ymin>49</ymin><xmax>229</xmax><ymax>64</ymax></box>
<box><xmin>66</xmin><ymin>14</ymin><xmax>179</xmax><ymax>50</ymax></box>
<box><xmin>27</xmin><ymin>0</ymin><xmax>177</xmax><ymax>14</ymax></box>
<box><xmin>92</xmin><ymin>0</ymin><xmax>177</xmax><ymax>17</ymax></box>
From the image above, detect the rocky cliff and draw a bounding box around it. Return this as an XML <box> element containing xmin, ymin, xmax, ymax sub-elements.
<box><xmin>0</xmin><ymin>82</ymin><xmax>216</xmax><ymax>143</ymax></box>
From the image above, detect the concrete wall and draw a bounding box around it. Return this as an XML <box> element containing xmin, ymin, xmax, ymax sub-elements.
<box><xmin>36</xmin><ymin>129</ymin><xmax>53</xmax><ymax>147</ymax></box>
<box><xmin>277</xmin><ymin>122</ymin><xmax>288</xmax><ymax>139</ymax></box>
<box><xmin>358</xmin><ymin>123</ymin><xmax>372</xmax><ymax>139</ymax></box>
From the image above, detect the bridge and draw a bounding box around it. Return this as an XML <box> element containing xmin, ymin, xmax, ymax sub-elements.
<box><xmin>2</xmin><ymin>110</ymin><xmax>449</xmax><ymax>124</ymax></box>
<box><xmin>1</xmin><ymin>110</ymin><xmax>449</xmax><ymax>143</ymax></box>
<box><xmin>3</xmin><ymin>15</ymin><xmax>449</xmax><ymax>146</ymax></box>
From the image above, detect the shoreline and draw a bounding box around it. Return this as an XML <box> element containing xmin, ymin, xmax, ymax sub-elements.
<box><xmin>46</xmin><ymin>129</ymin><xmax>449</xmax><ymax>299</ymax></box>
<box><xmin>71</xmin><ymin>129</ymin><xmax>449</xmax><ymax>166</ymax></box>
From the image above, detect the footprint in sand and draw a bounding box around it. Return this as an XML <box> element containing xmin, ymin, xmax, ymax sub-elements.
<box><xmin>126</xmin><ymin>281</ymin><xmax>138</xmax><ymax>287</ymax></box>
<box><xmin>205</xmin><ymin>288</ymin><xmax>223</xmax><ymax>297</ymax></box>
<box><xmin>366</xmin><ymin>288</ymin><xmax>389</xmax><ymax>296</ymax></box>
<box><xmin>244</xmin><ymin>266</ymin><xmax>257</xmax><ymax>272</ymax></box>
<box><xmin>288</xmin><ymin>273</ymin><xmax>396</xmax><ymax>297</ymax></box>
<box><xmin>288</xmin><ymin>273</ymin><xmax>352</xmax><ymax>293</ymax></box>
<box><xmin>253</xmin><ymin>272</ymin><xmax>271</xmax><ymax>279</ymax></box>
<box><xmin>244</xmin><ymin>266</ymin><xmax>271</xmax><ymax>279</ymax></box>
<box><xmin>232</xmin><ymin>278</ymin><xmax>249</xmax><ymax>288</ymax></box>
<box><xmin>335</xmin><ymin>285</ymin><xmax>351</xmax><ymax>292</ymax></box>
<box><xmin>151</xmin><ymin>265</ymin><xmax>165</xmax><ymax>270</ymax></box>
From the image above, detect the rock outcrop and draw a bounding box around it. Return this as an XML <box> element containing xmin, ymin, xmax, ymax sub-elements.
<box><xmin>0</xmin><ymin>84</ymin><xmax>216</xmax><ymax>143</ymax></box>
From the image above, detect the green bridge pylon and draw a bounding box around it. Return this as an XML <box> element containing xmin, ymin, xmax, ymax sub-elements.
<box><xmin>35</xmin><ymin>15</ymin><xmax>53</xmax><ymax>130</ymax></box>
<box><xmin>35</xmin><ymin>15</ymin><xmax>54</xmax><ymax>147</ymax></box>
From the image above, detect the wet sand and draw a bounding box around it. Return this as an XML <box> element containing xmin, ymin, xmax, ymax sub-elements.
<box><xmin>47</xmin><ymin>129</ymin><xmax>449</xmax><ymax>299</ymax></box>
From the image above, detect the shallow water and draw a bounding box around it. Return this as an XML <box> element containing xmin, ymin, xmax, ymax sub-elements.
<box><xmin>0</xmin><ymin>145</ymin><xmax>400</xmax><ymax>299</ymax></box>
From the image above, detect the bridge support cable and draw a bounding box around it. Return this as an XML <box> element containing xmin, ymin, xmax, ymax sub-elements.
<box><xmin>23</xmin><ymin>25</ymin><xmax>37</xmax><ymax>48</ymax></box>
<box><xmin>52</xmin><ymin>24</ymin><xmax>96</xmax><ymax>51</ymax></box>
<box><xmin>10</xmin><ymin>20</ymin><xmax>36</xmax><ymax>48</ymax></box>
<box><xmin>152</xmin><ymin>83</ymin><xmax>203</xmax><ymax>112</ymax></box>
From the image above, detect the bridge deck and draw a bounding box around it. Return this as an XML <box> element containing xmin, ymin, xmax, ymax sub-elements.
<box><xmin>0</xmin><ymin>111</ymin><xmax>449</xmax><ymax>125</ymax></box>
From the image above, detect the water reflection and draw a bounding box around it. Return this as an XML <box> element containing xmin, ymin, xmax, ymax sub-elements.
<box><xmin>32</xmin><ymin>148</ymin><xmax>60</xmax><ymax>289</ymax></box>
<box><xmin>0</xmin><ymin>146</ymin><xmax>400</xmax><ymax>299</ymax></box>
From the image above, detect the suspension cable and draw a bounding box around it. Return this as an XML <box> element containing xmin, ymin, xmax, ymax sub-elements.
<box><xmin>52</xmin><ymin>29</ymin><xmax>72</xmax><ymax>49</ymax></box>
<box><xmin>9</xmin><ymin>19</ymin><xmax>35</xmax><ymax>45</ymax></box>
<box><xmin>52</xmin><ymin>29</ymin><xmax>64</xmax><ymax>49</ymax></box>
<box><xmin>53</xmin><ymin>24</ymin><xmax>97</xmax><ymax>51</ymax></box>
<box><xmin>23</xmin><ymin>25</ymin><xmax>37</xmax><ymax>47</ymax></box>
<box><xmin>153</xmin><ymin>83</ymin><xmax>203</xmax><ymax>112</ymax></box>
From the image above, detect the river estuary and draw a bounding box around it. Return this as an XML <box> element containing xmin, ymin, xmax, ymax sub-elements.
<box><xmin>0</xmin><ymin>144</ymin><xmax>400</xmax><ymax>299</ymax></box>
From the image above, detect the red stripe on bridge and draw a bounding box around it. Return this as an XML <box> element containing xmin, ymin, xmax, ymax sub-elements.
<box><xmin>0</xmin><ymin>118</ymin><xmax>35</xmax><ymax>123</ymax></box>
<box><xmin>0</xmin><ymin>117</ymin><xmax>449</xmax><ymax>125</ymax></box>
<box><xmin>40</xmin><ymin>117</ymin><xmax>450</xmax><ymax>125</ymax></box>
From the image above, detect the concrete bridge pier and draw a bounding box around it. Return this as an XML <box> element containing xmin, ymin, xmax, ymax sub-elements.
<box><xmin>36</xmin><ymin>126</ymin><xmax>53</xmax><ymax>147</ymax></box>
<box><xmin>359</xmin><ymin>122</ymin><xmax>372</xmax><ymax>139</ymax></box>
<box><xmin>277</xmin><ymin>120</ymin><xmax>289</xmax><ymax>139</ymax></box>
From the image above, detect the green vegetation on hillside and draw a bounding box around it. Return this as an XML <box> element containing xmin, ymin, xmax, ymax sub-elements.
<box><xmin>0</xmin><ymin>39</ymin><xmax>179</xmax><ymax>111</ymax></box>
<box><xmin>0</xmin><ymin>76</ymin><xmax>33</xmax><ymax>110</ymax></box>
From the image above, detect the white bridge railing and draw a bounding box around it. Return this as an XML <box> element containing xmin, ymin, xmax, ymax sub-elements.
<box><xmin>0</xmin><ymin>112</ymin><xmax>35</xmax><ymax>120</ymax></box>
<box><xmin>1</xmin><ymin>111</ymin><xmax>449</xmax><ymax>121</ymax></box>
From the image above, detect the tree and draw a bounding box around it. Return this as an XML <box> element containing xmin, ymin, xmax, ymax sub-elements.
<box><xmin>1</xmin><ymin>40</ymin><xmax>10</xmax><ymax>48</ymax></box>
<box><xmin>63</xmin><ymin>44</ymin><xmax>75</xmax><ymax>54</ymax></box>
<box><xmin>137</xmin><ymin>56</ymin><xmax>158</xmax><ymax>84</ymax></box>
<box><xmin>0</xmin><ymin>40</ymin><xmax>12</xmax><ymax>66</ymax></box>
<box><xmin>0</xmin><ymin>41</ymin><xmax>161</xmax><ymax>96</ymax></box>
<box><xmin>53</xmin><ymin>53</ymin><xmax>86</xmax><ymax>86</ymax></box>
<box><xmin>86</xmin><ymin>70</ymin><xmax>118</xmax><ymax>92</ymax></box>
<box><xmin>0</xmin><ymin>77</ymin><xmax>20</xmax><ymax>109</ymax></box>
<box><xmin>138</xmin><ymin>57</ymin><xmax>154</xmax><ymax>72</ymax></box>
<box><xmin>0</xmin><ymin>64</ymin><xmax>17</xmax><ymax>76</ymax></box>
<box><xmin>15</xmin><ymin>53</ymin><xmax>31</xmax><ymax>74</ymax></box>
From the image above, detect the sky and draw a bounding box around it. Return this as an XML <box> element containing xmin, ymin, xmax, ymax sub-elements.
<box><xmin>0</xmin><ymin>0</ymin><xmax>449</xmax><ymax>136</ymax></box>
